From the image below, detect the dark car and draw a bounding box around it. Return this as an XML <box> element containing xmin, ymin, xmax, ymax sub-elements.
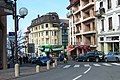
<box><xmin>76</xmin><ymin>51</ymin><xmax>105</xmax><ymax>62</ymax></box>
<box><xmin>36</xmin><ymin>56</ymin><xmax>54</xmax><ymax>66</ymax></box>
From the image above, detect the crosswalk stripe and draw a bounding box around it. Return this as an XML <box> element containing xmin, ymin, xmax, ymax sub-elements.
<box><xmin>84</xmin><ymin>64</ymin><xmax>90</xmax><ymax>67</ymax></box>
<box><xmin>102</xmin><ymin>63</ymin><xmax>112</xmax><ymax>66</ymax></box>
<box><xmin>111</xmin><ymin>63</ymin><xmax>120</xmax><ymax>66</ymax></box>
<box><xmin>93</xmin><ymin>64</ymin><xmax>101</xmax><ymax>67</ymax></box>
<box><xmin>63</xmin><ymin>65</ymin><xmax>71</xmax><ymax>68</ymax></box>
<box><xmin>74</xmin><ymin>65</ymin><xmax>80</xmax><ymax>68</ymax></box>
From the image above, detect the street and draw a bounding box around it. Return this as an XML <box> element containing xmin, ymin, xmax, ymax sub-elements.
<box><xmin>17</xmin><ymin>61</ymin><xmax>120</xmax><ymax>80</ymax></box>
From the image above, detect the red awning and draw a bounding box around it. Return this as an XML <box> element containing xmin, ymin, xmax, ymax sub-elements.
<box><xmin>67</xmin><ymin>45</ymin><xmax>75</xmax><ymax>52</ymax></box>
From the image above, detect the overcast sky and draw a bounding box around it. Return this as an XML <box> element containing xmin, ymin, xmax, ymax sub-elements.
<box><xmin>7</xmin><ymin>0</ymin><xmax>69</xmax><ymax>33</ymax></box>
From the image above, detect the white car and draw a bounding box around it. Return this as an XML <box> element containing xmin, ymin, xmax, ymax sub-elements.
<box><xmin>104</xmin><ymin>52</ymin><xmax>120</xmax><ymax>62</ymax></box>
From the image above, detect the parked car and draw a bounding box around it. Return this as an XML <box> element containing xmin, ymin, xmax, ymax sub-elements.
<box><xmin>104</xmin><ymin>52</ymin><xmax>120</xmax><ymax>62</ymax></box>
<box><xmin>36</xmin><ymin>56</ymin><xmax>54</xmax><ymax>66</ymax></box>
<box><xmin>76</xmin><ymin>51</ymin><xmax>105</xmax><ymax>62</ymax></box>
<box><xmin>28</xmin><ymin>57</ymin><xmax>37</xmax><ymax>64</ymax></box>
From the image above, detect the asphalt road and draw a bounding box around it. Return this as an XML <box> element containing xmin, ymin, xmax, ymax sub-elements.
<box><xmin>17</xmin><ymin>61</ymin><xmax>120</xmax><ymax>80</ymax></box>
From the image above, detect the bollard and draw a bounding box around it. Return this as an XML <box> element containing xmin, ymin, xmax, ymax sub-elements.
<box><xmin>36</xmin><ymin>65</ymin><xmax>40</xmax><ymax>73</ymax></box>
<box><xmin>47</xmin><ymin>60</ymin><xmax>50</xmax><ymax>70</ymax></box>
<box><xmin>55</xmin><ymin>59</ymin><xmax>57</xmax><ymax>66</ymax></box>
<box><xmin>52</xmin><ymin>63</ymin><xmax>55</xmax><ymax>68</ymax></box>
<box><xmin>15</xmin><ymin>63</ymin><xmax>20</xmax><ymax>77</ymax></box>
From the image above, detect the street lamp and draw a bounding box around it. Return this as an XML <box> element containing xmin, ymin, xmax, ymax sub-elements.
<box><xmin>12</xmin><ymin>0</ymin><xmax>28</xmax><ymax>64</ymax></box>
<box><xmin>11</xmin><ymin>0</ymin><xmax>28</xmax><ymax>77</ymax></box>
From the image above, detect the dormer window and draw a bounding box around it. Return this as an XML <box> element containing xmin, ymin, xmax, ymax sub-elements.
<box><xmin>52</xmin><ymin>16</ymin><xmax>56</xmax><ymax>20</ymax></box>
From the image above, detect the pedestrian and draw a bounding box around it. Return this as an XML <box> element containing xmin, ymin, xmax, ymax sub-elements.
<box><xmin>19</xmin><ymin>56</ymin><xmax>22</xmax><ymax>65</ymax></box>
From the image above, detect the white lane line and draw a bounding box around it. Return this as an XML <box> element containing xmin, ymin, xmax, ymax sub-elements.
<box><xmin>72</xmin><ymin>75</ymin><xmax>82</xmax><ymax>80</ymax></box>
<box><xmin>74</xmin><ymin>65</ymin><xmax>80</xmax><ymax>68</ymax></box>
<box><xmin>111</xmin><ymin>63</ymin><xmax>120</xmax><ymax>66</ymax></box>
<box><xmin>93</xmin><ymin>64</ymin><xmax>101</xmax><ymax>67</ymax></box>
<box><xmin>84</xmin><ymin>64</ymin><xmax>90</xmax><ymax>67</ymax></box>
<box><xmin>84</xmin><ymin>66</ymin><xmax>91</xmax><ymax>74</ymax></box>
<box><xmin>63</xmin><ymin>65</ymin><xmax>71</xmax><ymax>68</ymax></box>
<box><xmin>102</xmin><ymin>63</ymin><xmax>112</xmax><ymax>66</ymax></box>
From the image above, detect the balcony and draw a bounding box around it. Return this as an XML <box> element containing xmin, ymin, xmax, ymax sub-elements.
<box><xmin>82</xmin><ymin>16</ymin><xmax>95</xmax><ymax>23</ymax></box>
<box><xmin>81</xmin><ymin>2</ymin><xmax>94</xmax><ymax>11</ymax></box>
<box><xmin>74</xmin><ymin>18</ymin><xmax>82</xmax><ymax>25</ymax></box>
<box><xmin>82</xmin><ymin>30</ymin><xmax>96</xmax><ymax>35</ymax></box>
<box><xmin>73</xmin><ymin>6</ymin><xmax>81</xmax><ymax>15</ymax></box>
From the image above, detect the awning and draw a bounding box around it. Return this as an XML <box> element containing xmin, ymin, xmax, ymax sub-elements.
<box><xmin>66</xmin><ymin>45</ymin><xmax>75</xmax><ymax>52</ymax></box>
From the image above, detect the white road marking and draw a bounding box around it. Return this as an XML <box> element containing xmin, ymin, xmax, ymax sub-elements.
<box><xmin>84</xmin><ymin>64</ymin><xmax>90</xmax><ymax>67</ymax></box>
<box><xmin>74</xmin><ymin>65</ymin><xmax>80</xmax><ymax>68</ymax></box>
<box><xmin>84</xmin><ymin>66</ymin><xmax>91</xmax><ymax>74</ymax></box>
<box><xmin>93</xmin><ymin>64</ymin><xmax>101</xmax><ymax>67</ymax></box>
<box><xmin>63</xmin><ymin>65</ymin><xmax>71</xmax><ymax>68</ymax></box>
<box><xmin>102</xmin><ymin>63</ymin><xmax>112</xmax><ymax>66</ymax></box>
<box><xmin>72</xmin><ymin>75</ymin><xmax>82</xmax><ymax>80</ymax></box>
<box><xmin>111</xmin><ymin>63</ymin><xmax>120</xmax><ymax>66</ymax></box>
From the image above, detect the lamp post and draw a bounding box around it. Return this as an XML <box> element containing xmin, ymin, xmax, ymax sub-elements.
<box><xmin>11</xmin><ymin>0</ymin><xmax>28</xmax><ymax>77</ymax></box>
<box><xmin>13</xmin><ymin>0</ymin><xmax>28</xmax><ymax>63</ymax></box>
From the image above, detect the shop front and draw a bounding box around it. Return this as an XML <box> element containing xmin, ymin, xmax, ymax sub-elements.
<box><xmin>39</xmin><ymin>45</ymin><xmax>64</xmax><ymax>57</ymax></box>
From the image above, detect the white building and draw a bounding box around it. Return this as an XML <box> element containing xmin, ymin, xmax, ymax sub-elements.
<box><xmin>96</xmin><ymin>0</ymin><xmax>120</xmax><ymax>54</ymax></box>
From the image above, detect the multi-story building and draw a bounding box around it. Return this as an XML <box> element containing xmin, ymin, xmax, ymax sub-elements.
<box><xmin>67</xmin><ymin>0</ymin><xmax>96</xmax><ymax>56</ymax></box>
<box><xmin>28</xmin><ymin>12</ymin><xmax>67</xmax><ymax>56</ymax></box>
<box><xmin>59</xmin><ymin>19</ymin><xmax>69</xmax><ymax>49</ymax></box>
<box><xmin>96</xmin><ymin>0</ymin><xmax>120</xmax><ymax>54</ymax></box>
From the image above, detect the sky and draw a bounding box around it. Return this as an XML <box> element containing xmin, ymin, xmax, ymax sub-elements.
<box><xmin>7</xmin><ymin>0</ymin><xmax>69</xmax><ymax>33</ymax></box>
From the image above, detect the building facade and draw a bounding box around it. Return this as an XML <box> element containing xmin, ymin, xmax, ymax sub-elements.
<box><xmin>0</xmin><ymin>0</ymin><xmax>13</xmax><ymax>69</ymax></box>
<box><xmin>59</xmin><ymin>19</ymin><xmax>69</xmax><ymax>49</ymax></box>
<box><xmin>28</xmin><ymin>12</ymin><xmax>67</xmax><ymax>56</ymax></box>
<box><xmin>96</xmin><ymin>0</ymin><xmax>120</xmax><ymax>54</ymax></box>
<box><xmin>67</xmin><ymin>0</ymin><xmax>96</xmax><ymax>55</ymax></box>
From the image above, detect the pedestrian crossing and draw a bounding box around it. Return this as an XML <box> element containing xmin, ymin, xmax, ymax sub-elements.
<box><xmin>61</xmin><ymin>63</ymin><xmax>120</xmax><ymax>69</ymax></box>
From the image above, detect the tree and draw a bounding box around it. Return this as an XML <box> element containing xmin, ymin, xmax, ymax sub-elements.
<box><xmin>7</xmin><ymin>30</ymin><xmax>25</xmax><ymax>63</ymax></box>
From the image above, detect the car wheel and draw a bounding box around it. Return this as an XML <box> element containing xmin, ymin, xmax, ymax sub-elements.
<box><xmin>95</xmin><ymin>58</ymin><xmax>99</xmax><ymax>62</ymax></box>
<box><xmin>87</xmin><ymin>58</ymin><xmax>90</xmax><ymax>62</ymax></box>
<box><xmin>105</xmin><ymin>58</ymin><xmax>108</xmax><ymax>62</ymax></box>
<box><xmin>116</xmin><ymin>57</ymin><xmax>119</xmax><ymax>62</ymax></box>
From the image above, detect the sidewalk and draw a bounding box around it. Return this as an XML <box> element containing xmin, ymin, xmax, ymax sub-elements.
<box><xmin>0</xmin><ymin>64</ymin><xmax>51</xmax><ymax>80</ymax></box>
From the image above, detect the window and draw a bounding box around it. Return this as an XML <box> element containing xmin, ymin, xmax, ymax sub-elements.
<box><xmin>107</xmin><ymin>0</ymin><xmax>111</xmax><ymax>9</ymax></box>
<box><xmin>46</xmin><ymin>38</ymin><xmax>49</xmax><ymax>44</ymax></box>
<box><xmin>100</xmin><ymin>37</ymin><xmax>104</xmax><ymax>41</ymax></box>
<box><xmin>46</xmin><ymin>31</ymin><xmax>48</xmax><ymax>36</ymax></box>
<box><xmin>39</xmin><ymin>33</ymin><xmax>40</xmax><ymax>37</ymax></box>
<box><xmin>118</xmin><ymin>0</ymin><xmax>120</xmax><ymax>5</ymax></box>
<box><xmin>118</xmin><ymin>15</ymin><xmax>120</xmax><ymax>26</ymax></box>
<box><xmin>55</xmin><ymin>39</ymin><xmax>57</xmax><ymax>44</ymax></box>
<box><xmin>108</xmin><ymin>17</ymin><xmax>112</xmax><ymax>30</ymax></box>
<box><xmin>54</xmin><ymin>31</ymin><xmax>57</xmax><ymax>36</ymax></box>
<box><xmin>36</xmin><ymin>27</ymin><xmax>37</xmax><ymax>30</ymax></box>
<box><xmin>46</xmin><ymin>24</ymin><xmax>48</xmax><ymax>28</ymax></box>
<box><xmin>41</xmin><ymin>32</ymin><xmax>43</xmax><ymax>36</ymax></box>
<box><xmin>100</xmin><ymin>2</ymin><xmax>103</xmax><ymax>8</ymax></box>
<box><xmin>101</xmin><ymin>20</ymin><xmax>104</xmax><ymax>31</ymax></box>
<box><xmin>41</xmin><ymin>24</ymin><xmax>44</xmax><ymax>29</ymax></box>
